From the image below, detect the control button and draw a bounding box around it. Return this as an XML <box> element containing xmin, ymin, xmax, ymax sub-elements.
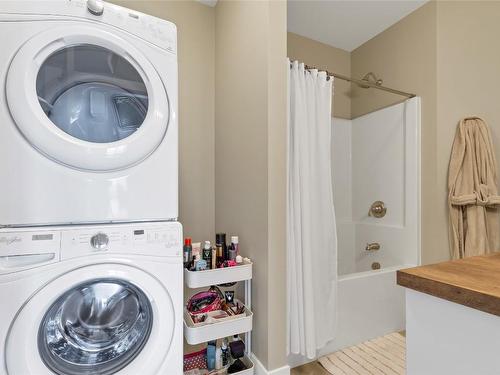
<box><xmin>90</xmin><ymin>232</ymin><xmax>109</xmax><ymax>251</ymax></box>
<box><xmin>87</xmin><ymin>0</ymin><xmax>104</xmax><ymax>16</ymax></box>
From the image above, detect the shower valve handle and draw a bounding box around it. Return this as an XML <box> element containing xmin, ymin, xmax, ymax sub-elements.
<box><xmin>369</xmin><ymin>201</ymin><xmax>387</xmax><ymax>218</ymax></box>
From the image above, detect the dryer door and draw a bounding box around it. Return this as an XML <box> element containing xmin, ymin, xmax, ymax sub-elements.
<box><xmin>5</xmin><ymin>264</ymin><xmax>176</xmax><ymax>375</ymax></box>
<box><xmin>6</xmin><ymin>25</ymin><xmax>170</xmax><ymax>172</ymax></box>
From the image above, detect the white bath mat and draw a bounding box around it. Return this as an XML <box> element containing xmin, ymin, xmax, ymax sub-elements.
<box><xmin>318</xmin><ymin>332</ymin><xmax>406</xmax><ymax>375</ymax></box>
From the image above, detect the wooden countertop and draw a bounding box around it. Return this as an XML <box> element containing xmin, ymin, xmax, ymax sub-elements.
<box><xmin>397</xmin><ymin>253</ymin><xmax>500</xmax><ymax>316</ymax></box>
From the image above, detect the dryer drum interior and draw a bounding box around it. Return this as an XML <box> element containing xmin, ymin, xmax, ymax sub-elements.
<box><xmin>37</xmin><ymin>278</ymin><xmax>153</xmax><ymax>375</ymax></box>
<box><xmin>36</xmin><ymin>44</ymin><xmax>149</xmax><ymax>144</ymax></box>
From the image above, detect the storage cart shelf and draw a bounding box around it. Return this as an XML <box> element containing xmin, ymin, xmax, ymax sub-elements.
<box><xmin>184</xmin><ymin>261</ymin><xmax>253</xmax><ymax>288</ymax></box>
<box><xmin>183</xmin><ymin>302</ymin><xmax>253</xmax><ymax>345</ymax></box>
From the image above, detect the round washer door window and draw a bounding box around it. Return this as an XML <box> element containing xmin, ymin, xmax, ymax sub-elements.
<box><xmin>38</xmin><ymin>279</ymin><xmax>153</xmax><ymax>375</ymax></box>
<box><xmin>5</xmin><ymin>264</ymin><xmax>176</xmax><ymax>375</ymax></box>
<box><xmin>6</xmin><ymin>25</ymin><xmax>170</xmax><ymax>171</ymax></box>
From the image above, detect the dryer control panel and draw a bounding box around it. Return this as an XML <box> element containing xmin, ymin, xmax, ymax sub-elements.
<box><xmin>0</xmin><ymin>0</ymin><xmax>177</xmax><ymax>54</ymax></box>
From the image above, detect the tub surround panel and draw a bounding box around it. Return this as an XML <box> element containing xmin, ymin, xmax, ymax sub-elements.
<box><xmin>398</xmin><ymin>252</ymin><xmax>500</xmax><ymax>316</ymax></box>
<box><xmin>331</xmin><ymin>118</ymin><xmax>355</xmax><ymax>274</ymax></box>
<box><xmin>331</xmin><ymin>118</ymin><xmax>352</xmax><ymax>222</ymax></box>
<box><xmin>352</xmin><ymin>104</ymin><xmax>405</xmax><ymax>227</ymax></box>
<box><xmin>333</xmin><ymin>98</ymin><xmax>420</xmax><ymax>275</ymax></box>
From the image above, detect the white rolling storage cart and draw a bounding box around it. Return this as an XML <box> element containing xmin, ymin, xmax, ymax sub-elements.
<box><xmin>184</xmin><ymin>261</ymin><xmax>254</xmax><ymax>374</ymax></box>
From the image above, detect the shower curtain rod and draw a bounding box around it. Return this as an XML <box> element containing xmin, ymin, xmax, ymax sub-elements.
<box><xmin>291</xmin><ymin>62</ymin><xmax>416</xmax><ymax>99</ymax></box>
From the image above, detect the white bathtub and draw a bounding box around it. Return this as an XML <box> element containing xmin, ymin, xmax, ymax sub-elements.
<box><xmin>288</xmin><ymin>264</ymin><xmax>412</xmax><ymax>368</ymax></box>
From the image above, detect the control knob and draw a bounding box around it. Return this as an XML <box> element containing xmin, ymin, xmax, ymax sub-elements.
<box><xmin>87</xmin><ymin>0</ymin><xmax>104</xmax><ymax>16</ymax></box>
<box><xmin>91</xmin><ymin>232</ymin><xmax>109</xmax><ymax>251</ymax></box>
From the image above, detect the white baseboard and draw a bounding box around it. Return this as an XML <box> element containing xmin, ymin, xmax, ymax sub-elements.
<box><xmin>251</xmin><ymin>353</ymin><xmax>291</xmax><ymax>375</ymax></box>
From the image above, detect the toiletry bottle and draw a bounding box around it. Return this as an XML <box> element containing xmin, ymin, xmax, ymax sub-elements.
<box><xmin>216</xmin><ymin>243</ymin><xmax>224</xmax><ymax>268</ymax></box>
<box><xmin>228</xmin><ymin>243</ymin><xmax>236</xmax><ymax>261</ymax></box>
<box><xmin>229</xmin><ymin>236</ymin><xmax>239</xmax><ymax>261</ymax></box>
<box><xmin>231</xmin><ymin>236</ymin><xmax>239</xmax><ymax>256</ymax></box>
<box><xmin>216</xmin><ymin>233</ymin><xmax>228</xmax><ymax>260</ymax></box>
<box><xmin>193</xmin><ymin>253</ymin><xmax>200</xmax><ymax>271</ymax></box>
<box><xmin>192</xmin><ymin>242</ymin><xmax>201</xmax><ymax>260</ymax></box>
<box><xmin>221</xmin><ymin>338</ymin><xmax>229</xmax><ymax>367</ymax></box>
<box><xmin>211</xmin><ymin>247</ymin><xmax>217</xmax><ymax>270</ymax></box>
<box><xmin>207</xmin><ymin>340</ymin><xmax>216</xmax><ymax>370</ymax></box>
<box><xmin>203</xmin><ymin>241</ymin><xmax>212</xmax><ymax>269</ymax></box>
<box><xmin>215</xmin><ymin>340</ymin><xmax>222</xmax><ymax>370</ymax></box>
<box><xmin>183</xmin><ymin>237</ymin><xmax>192</xmax><ymax>268</ymax></box>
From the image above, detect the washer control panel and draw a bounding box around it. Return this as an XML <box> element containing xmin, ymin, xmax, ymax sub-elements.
<box><xmin>87</xmin><ymin>0</ymin><xmax>104</xmax><ymax>16</ymax></box>
<box><xmin>60</xmin><ymin>222</ymin><xmax>182</xmax><ymax>260</ymax></box>
<box><xmin>0</xmin><ymin>222</ymin><xmax>181</xmax><ymax>273</ymax></box>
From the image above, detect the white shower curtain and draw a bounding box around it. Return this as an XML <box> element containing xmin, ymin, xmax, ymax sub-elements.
<box><xmin>287</xmin><ymin>60</ymin><xmax>338</xmax><ymax>359</ymax></box>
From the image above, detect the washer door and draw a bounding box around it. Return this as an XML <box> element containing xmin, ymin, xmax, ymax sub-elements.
<box><xmin>38</xmin><ymin>279</ymin><xmax>153</xmax><ymax>375</ymax></box>
<box><xmin>6</xmin><ymin>264</ymin><xmax>175</xmax><ymax>375</ymax></box>
<box><xmin>6</xmin><ymin>25</ymin><xmax>170</xmax><ymax>172</ymax></box>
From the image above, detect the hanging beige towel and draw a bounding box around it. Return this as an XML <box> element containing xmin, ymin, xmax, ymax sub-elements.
<box><xmin>448</xmin><ymin>117</ymin><xmax>500</xmax><ymax>259</ymax></box>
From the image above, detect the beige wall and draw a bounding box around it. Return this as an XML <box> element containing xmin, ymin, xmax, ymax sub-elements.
<box><xmin>112</xmin><ymin>1</ymin><xmax>287</xmax><ymax>370</ymax></box>
<box><xmin>215</xmin><ymin>0</ymin><xmax>287</xmax><ymax>370</ymax></box>
<box><xmin>111</xmin><ymin>0</ymin><xmax>216</xmax><ymax>241</ymax></box>
<box><xmin>287</xmin><ymin>32</ymin><xmax>351</xmax><ymax>119</ymax></box>
<box><xmin>436</xmin><ymin>0</ymin><xmax>500</xmax><ymax>258</ymax></box>
<box><xmin>351</xmin><ymin>2</ymin><xmax>443</xmax><ymax>264</ymax></box>
<box><xmin>267</xmin><ymin>1</ymin><xmax>287</xmax><ymax>368</ymax></box>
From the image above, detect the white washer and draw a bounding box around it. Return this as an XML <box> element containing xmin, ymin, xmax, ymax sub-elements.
<box><xmin>0</xmin><ymin>1</ymin><xmax>178</xmax><ymax>227</ymax></box>
<box><xmin>0</xmin><ymin>221</ymin><xmax>183</xmax><ymax>375</ymax></box>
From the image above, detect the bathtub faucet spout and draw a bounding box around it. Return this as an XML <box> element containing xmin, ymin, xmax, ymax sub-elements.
<box><xmin>366</xmin><ymin>242</ymin><xmax>381</xmax><ymax>251</ymax></box>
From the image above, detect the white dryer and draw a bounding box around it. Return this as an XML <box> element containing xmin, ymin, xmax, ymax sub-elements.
<box><xmin>0</xmin><ymin>221</ymin><xmax>183</xmax><ymax>375</ymax></box>
<box><xmin>0</xmin><ymin>0</ymin><xmax>178</xmax><ymax>227</ymax></box>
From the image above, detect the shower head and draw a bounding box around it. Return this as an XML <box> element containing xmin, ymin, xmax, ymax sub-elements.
<box><xmin>358</xmin><ymin>72</ymin><xmax>383</xmax><ymax>89</ymax></box>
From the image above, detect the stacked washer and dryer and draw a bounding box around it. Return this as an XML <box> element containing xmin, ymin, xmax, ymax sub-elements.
<box><xmin>0</xmin><ymin>1</ymin><xmax>182</xmax><ymax>374</ymax></box>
